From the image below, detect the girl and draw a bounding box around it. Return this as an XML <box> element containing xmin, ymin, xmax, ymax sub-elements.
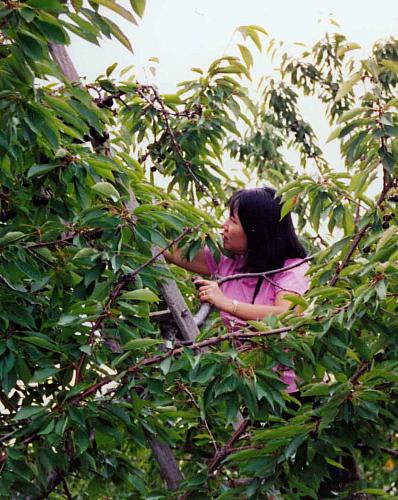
<box><xmin>166</xmin><ymin>187</ymin><xmax>308</xmax><ymax>321</ymax></box>
<box><xmin>165</xmin><ymin>186</ymin><xmax>309</xmax><ymax>392</ymax></box>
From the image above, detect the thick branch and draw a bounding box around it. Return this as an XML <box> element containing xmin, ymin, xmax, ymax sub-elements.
<box><xmin>349</xmin><ymin>361</ymin><xmax>369</xmax><ymax>385</ymax></box>
<box><xmin>48</xmin><ymin>43</ymin><xmax>80</xmax><ymax>82</ymax></box>
<box><xmin>208</xmin><ymin>419</ymin><xmax>249</xmax><ymax>472</ymax></box>
<box><xmin>145</xmin><ymin>432</ymin><xmax>184</xmax><ymax>490</ymax></box>
<box><xmin>380</xmin><ymin>447</ymin><xmax>398</xmax><ymax>458</ymax></box>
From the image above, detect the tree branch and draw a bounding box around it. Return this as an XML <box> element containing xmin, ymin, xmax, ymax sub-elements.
<box><xmin>70</xmin><ymin>325</ymin><xmax>291</xmax><ymax>406</ymax></box>
<box><xmin>208</xmin><ymin>418</ymin><xmax>249</xmax><ymax>472</ymax></box>
<box><xmin>217</xmin><ymin>254</ymin><xmax>315</xmax><ymax>285</ymax></box>
<box><xmin>136</xmin><ymin>85</ymin><xmax>212</xmax><ymax>199</ymax></box>
<box><xmin>329</xmin><ymin>178</ymin><xmax>394</xmax><ymax>286</ymax></box>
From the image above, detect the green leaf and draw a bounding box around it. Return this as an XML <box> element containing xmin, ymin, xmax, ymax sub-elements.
<box><xmin>92</xmin><ymin>182</ymin><xmax>120</xmax><ymax>201</ymax></box>
<box><xmin>381</xmin><ymin>60</ymin><xmax>398</xmax><ymax>74</ymax></box>
<box><xmin>307</xmin><ymin>287</ymin><xmax>350</xmax><ymax>299</ymax></box>
<box><xmin>282</xmin><ymin>293</ymin><xmax>309</xmax><ymax>310</ymax></box>
<box><xmin>26</xmin><ymin>0</ymin><xmax>64</xmax><ymax>11</ymax></box>
<box><xmin>27</xmin><ymin>163</ymin><xmax>58</xmax><ymax>178</ymax></box>
<box><xmin>90</xmin><ymin>0</ymin><xmax>137</xmax><ymax>24</ymax></box>
<box><xmin>121</xmin><ymin>288</ymin><xmax>160</xmax><ymax>302</ymax></box>
<box><xmin>336</xmin><ymin>42</ymin><xmax>361</xmax><ymax>58</ymax></box>
<box><xmin>105</xmin><ymin>16</ymin><xmax>134</xmax><ymax>52</ymax></box>
<box><xmin>123</xmin><ymin>338</ymin><xmax>164</xmax><ymax>350</ymax></box>
<box><xmin>355</xmin><ymin>490</ymin><xmax>388</xmax><ymax>496</ymax></box>
<box><xmin>343</xmin><ymin>206</ymin><xmax>355</xmax><ymax>234</ymax></box>
<box><xmin>325</xmin><ymin>457</ymin><xmax>346</xmax><ymax>470</ymax></box>
<box><xmin>34</xmin><ymin>16</ymin><xmax>69</xmax><ymax>44</ymax></box>
<box><xmin>326</xmin><ymin>126</ymin><xmax>342</xmax><ymax>143</ymax></box>
<box><xmin>106</xmin><ymin>62</ymin><xmax>118</xmax><ymax>76</ymax></box>
<box><xmin>30</xmin><ymin>367</ymin><xmax>60</xmax><ymax>383</ymax></box>
<box><xmin>0</xmin><ymin>232</ymin><xmax>25</xmax><ymax>245</ymax></box>
<box><xmin>349</xmin><ymin>171</ymin><xmax>369</xmax><ymax>196</ymax></box>
<box><xmin>75</xmin><ymin>429</ymin><xmax>90</xmax><ymax>455</ymax></box>
<box><xmin>376</xmin><ymin>225</ymin><xmax>397</xmax><ymax>252</ymax></box>
<box><xmin>14</xmin><ymin>406</ymin><xmax>46</xmax><ymax>421</ymax></box>
<box><xmin>337</xmin><ymin>107</ymin><xmax>366</xmax><ymax>124</ymax></box>
<box><xmin>238</xmin><ymin>44</ymin><xmax>253</xmax><ymax>69</ymax></box>
<box><xmin>21</xmin><ymin>336</ymin><xmax>60</xmax><ymax>352</ymax></box>
<box><xmin>162</xmin><ymin>94</ymin><xmax>182</xmax><ymax>105</ymax></box>
<box><xmin>300</xmin><ymin>382</ymin><xmax>336</xmax><ymax>397</ymax></box>
<box><xmin>73</xmin><ymin>247</ymin><xmax>98</xmax><ymax>260</ymax></box>
<box><xmin>280</xmin><ymin>196</ymin><xmax>297</xmax><ymax>219</ymax></box>
<box><xmin>18</xmin><ymin>31</ymin><xmax>45</xmax><ymax>60</ymax></box>
<box><xmin>252</xmin><ymin>424</ymin><xmax>304</xmax><ymax>443</ymax></box>
<box><xmin>335</xmin><ymin>72</ymin><xmax>362</xmax><ymax>101</ymax></box>
<box><xmin>130</xmin><ymin>0</ymin><xmax>145</xmax><ymax>18</ymax></box>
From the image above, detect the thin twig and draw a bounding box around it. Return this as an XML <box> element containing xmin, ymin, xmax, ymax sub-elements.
<box><xmin>180</xmin><ymin>384</ymin><xmax>218</xmax><ymax>452</ymax></box>
<box><xmin>136</xmin><ymin>85</ymin><xmax>211</xmax><ymax>198</ymax></box>
<box><xmin>217</xmin><ymin>254</ymin><xmax>315</xmax><ymax>285</ymax></box>
<box><xmin>62</xmin><ymin>478</ymin><xmax>72</xmax><ymax>500</ymax></box>
<box><xmin>26</xmin><ymin>228</ymin><xmax>103</xmax><ymax>249</ymax></box>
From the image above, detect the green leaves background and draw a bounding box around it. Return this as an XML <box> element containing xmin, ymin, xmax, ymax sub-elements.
<box><xmin>0</xmin><ymin>0</ymin><xmax>397</xmax><ymax>497</ymax></box>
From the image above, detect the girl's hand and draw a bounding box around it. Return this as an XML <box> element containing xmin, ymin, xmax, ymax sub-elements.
<box><xmin>194</xmin><ymin>279</ymin><xmax>227</xmax><ymax>310</ymax></box>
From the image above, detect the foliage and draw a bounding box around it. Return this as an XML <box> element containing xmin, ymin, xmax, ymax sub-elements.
<box><xmin>0</xmin><ymin>1</ymin><xmax>397</xmax><ymax>498</ymax></box>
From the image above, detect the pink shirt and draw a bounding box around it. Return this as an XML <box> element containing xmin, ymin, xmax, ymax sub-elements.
<box><xmin>204</xmin><ymin>247</ymin><xmax>309</xmax><ymax>392</ymax></box>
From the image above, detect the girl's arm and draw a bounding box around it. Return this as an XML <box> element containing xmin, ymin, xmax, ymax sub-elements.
<box><xmin>164</xmin><ymin>247</ymin><xmax>210</xmax><ymax>275</ymax></box>
<box><xmin>195</xmin><ymin>279</ymin><xmax>295</xmax><ymax>320</ymax></box>
<box><xmin>218</xmin><ymin>291</ymin><xmax>293</xmax><ymax>320</ymax></box>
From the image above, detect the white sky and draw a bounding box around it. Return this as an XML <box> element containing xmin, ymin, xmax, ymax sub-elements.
<box><xmin>69</xmin><ymin>1</ymin><xmax>398</xmax><ymax>183</ymax></box>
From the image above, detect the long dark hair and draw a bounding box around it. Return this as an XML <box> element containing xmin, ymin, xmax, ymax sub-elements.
<box><xmin>228</xmin><ymin>186</ymin><xmax>306</xmax><ymax>273</ymax></box>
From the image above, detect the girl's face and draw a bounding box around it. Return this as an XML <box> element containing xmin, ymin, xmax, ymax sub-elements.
<box><xmin>222</xmin><ymin>209</ymin><xmax>248</xmax><ymax>255</ymax></box>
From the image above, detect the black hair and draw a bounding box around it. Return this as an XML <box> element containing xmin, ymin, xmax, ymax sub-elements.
<box><xmin>228</xmin><ymin>186</ymin><xmax>306</xmax><ymax>273</ymax></box>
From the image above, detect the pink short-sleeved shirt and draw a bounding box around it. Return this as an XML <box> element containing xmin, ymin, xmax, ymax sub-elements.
<box><xmin>204</xmin><ymin>247</ymin><xmax>309</xmax><ymax>392</ymax></box>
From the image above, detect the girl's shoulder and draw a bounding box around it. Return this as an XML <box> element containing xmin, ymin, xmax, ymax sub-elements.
<box><xmin>204</xmin><ymin>246</ymin><xmax>245</xmax><ymax>277</ymax></box>
<box><xmin>281</xmin><ymin>257</ymin><xmax>309</xmax><ymax>272</ymax></box>
<box><xmin>272</xmin><ymin>258</ymin><xmax>309</xmax><ymax>295</ymax></box>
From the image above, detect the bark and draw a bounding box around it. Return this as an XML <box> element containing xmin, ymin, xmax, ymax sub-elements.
<box><xmin>48</xmin><ymin>43</ymin><xmax>80</xmax><ymax>82</ymax></box>
<box><xmin>145</xmin><ymin>432</ymin><xmax>184</xmax><ymax>491</ymax></box>
<box><xmin>154</xmin><ymin>251</ymin><xmax>200</xmax><ymax>341</ymax></box>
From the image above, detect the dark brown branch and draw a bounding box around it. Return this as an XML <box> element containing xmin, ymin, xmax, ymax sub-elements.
<box><xmin>62</xmin><ymin>478</ymin><xmax>72</xmax><ymax>500</ymax></box>
<box><xmin>32</xmin><ymin>41</ymin><xmax>188</xmax><ymax>498</ymax></box>
<box><xmin>380</xmin><ymin>446</ymin><xmax>398</xmax><ymax>458</ymax></box>
<box><xmin>349</xmin><ymin>361</ymin><xmax>369</xmax><ymax>385</ymax></box>
<box><xmin>144</xmin><ymin>432</ymin><xmax>184</xmax><ymax>490</ymax></box>
<box><xmin>329</xmin><ymin>178</ymin><xmax>394</xmax><ymax>286</ymax></box>
<box><xmin>136</xmin><ymin>85</ymin><xmax>211</xmax><ymax>199</ymax></box>
<box><xmin>26</xmin><ymin>228</ymin><xmax>103</xmax><ymax>249</ymax></box>
<box><xmin>70</xmin><ymin>325</ymin><xmax>292</xmax><ymax>405</ymax></box>
<box><xmin>0</xmin><ymin>388</ymin><xmax>16</xmax><ymax>412</ymax></box>
<box><xmin>208</xmin><ymin>419</ymin><xmax>249</xmax><ymax>472</ymax></box>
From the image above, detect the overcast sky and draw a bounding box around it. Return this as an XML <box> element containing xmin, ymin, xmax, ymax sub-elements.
<box><xmin>69</xmin><ymin>1</ymin><xmax>398</xmax><ymax>184</ymax></box>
